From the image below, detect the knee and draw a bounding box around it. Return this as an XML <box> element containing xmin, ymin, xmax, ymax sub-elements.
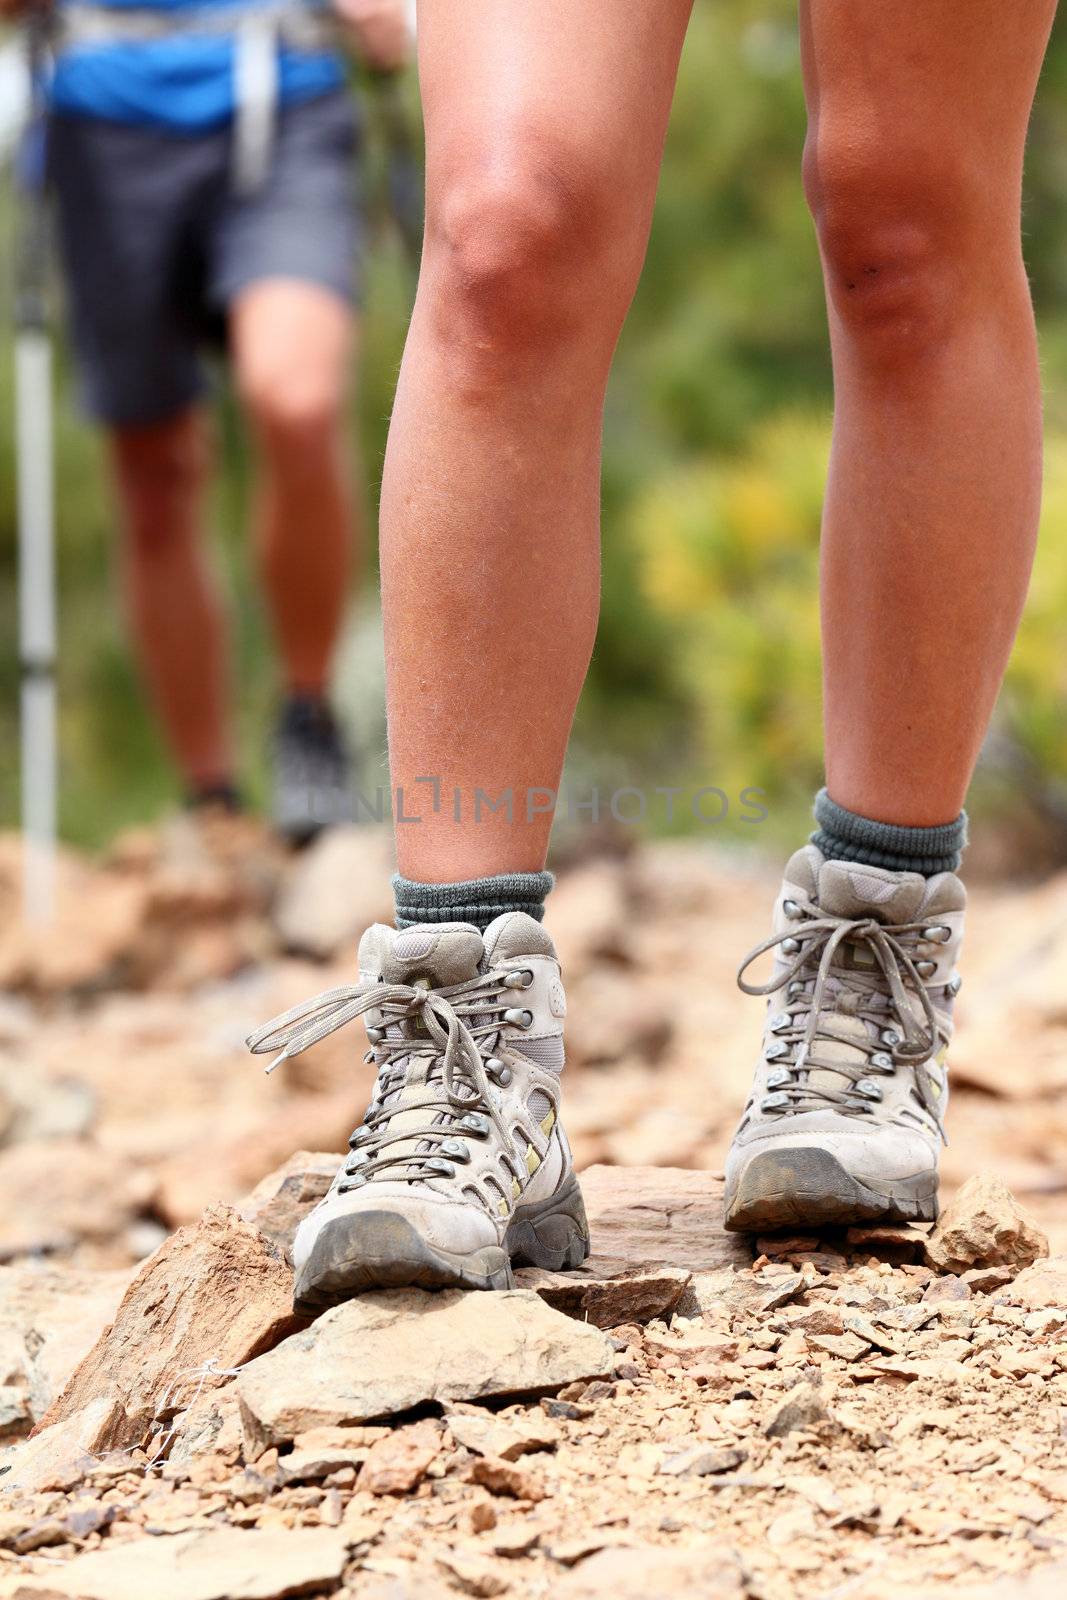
<box><xmin>424</xmin><ymin>129</ymin><xmax>634</xmax><ymax>365</ymax></box>
<box><xmin>804</xmin><ymin>125</ymin><xmax>992</xmax><ymax>364</ymax></box>
<box><xmin>238</xmin><ymin>360</ymin><xmax>344</xmax><ymax>460</ymax></box>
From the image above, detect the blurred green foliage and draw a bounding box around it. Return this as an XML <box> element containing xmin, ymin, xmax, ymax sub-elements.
<box><xmin>3</xmin><ymin>2</ymin><xmax>1067</xmax><ymax>848</ymax></box>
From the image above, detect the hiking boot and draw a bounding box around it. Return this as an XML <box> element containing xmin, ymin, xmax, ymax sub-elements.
<box><xmin>247</xmin><ymin>913</ymin><xmax>588</xmax><ymax>1312</ymax></box>
<box><xmin>724</xmin><ymin>845</ymin><xmax>965</xmax><ymax>1233</ymax></box>
<box><xmin>271</xmin><ymin>694</ymin><xmax>353</xmax><ymax>844</ymax></box>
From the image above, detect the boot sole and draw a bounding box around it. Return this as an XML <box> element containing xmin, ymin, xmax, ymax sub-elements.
<box><xmin>293</xmin><ymin>1175</ymin><xmax>590</xmax><ymax>1315</ymax></box>
<box><xmin>723</xmin><ymin>1146</ymin><xmax>939</xmax><ymax>1234</ymax></box>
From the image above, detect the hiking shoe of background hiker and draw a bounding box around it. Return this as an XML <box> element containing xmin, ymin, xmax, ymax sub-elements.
<box><xmin>723</xmin><ymin>845</ymin><xmax>965</xmax><ymax>1233</ymax></box>
<box><xmin>271</xmin><ymin>694</ymin><xmax>353</xmax><ymax>845</ymax></box>
<box><xmin>247</xmin><ymin>914</ymin><xmax>589</xmax><ymax>1312</ymax></box>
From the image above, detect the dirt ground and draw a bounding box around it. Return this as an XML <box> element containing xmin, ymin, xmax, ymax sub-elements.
<box><xmin>0</xmin><ymin>818</ymin><xmax>1065</xmax><ymax>1599</ymax></box>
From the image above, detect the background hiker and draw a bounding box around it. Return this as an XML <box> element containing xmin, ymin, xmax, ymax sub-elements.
<box><xmin>38</xmin><ymin>0</ymin><xmax>411</xmax><ymax>838</ymax></box>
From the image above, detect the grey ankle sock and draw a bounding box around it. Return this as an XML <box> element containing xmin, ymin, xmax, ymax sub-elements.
<box><xmin>811</xmin><ymin>788</ymin><xmax>967</xmax><ymax>876</ymax></box>
<box><xmin>392</xmin><ymin>871</ymin><xmax>554</xmax><ymax>931</ymax></box>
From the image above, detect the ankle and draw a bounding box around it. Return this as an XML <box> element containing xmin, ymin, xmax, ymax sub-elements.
<box><xmin>811</xmin><ymin>788</ymin><xmax>967</xmax><ymax>876</ymax></box>
<box><xmin>392</xmin><ymin>871</ymin><xmax>554</xmax><ymax>932</ymax></box>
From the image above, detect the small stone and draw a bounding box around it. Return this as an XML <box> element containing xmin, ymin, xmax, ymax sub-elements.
<box><xmin>925</xmin><ymin>1173</ymin><xmax>1049</xmax><ymax>1275</ymax></box>
<box><xmin>491</xmin><ymin>1524</ymin><xmax>541</xmax><ymax>1557</ymax></box>
<box><xmin>540</xmin><ymin>1399</ymin><xmax>592</xmax><ymax>1422</ymax></box>
<box><xmin>467</xmin><ymin>1456</ymin><xmax>546</xmax><ymax>1502</ymax></box>
<box><xmin>446</xmin><ymin>1410</ymin><xmax>556</xmax><ymax>1462</ymax></box>
<box><xmin>436</xmin><ymin>1550</ymin><xmax>510</xmax><ymax>1597</ymax></box>
<box><xmin>922</xmin><ymin>1274</ymin><xmax>972</xmax><ymax>1304</ymax></box>
<box><xmin>514</xmin><ymin>1266</ymin><xmax>691</xmax><ymax>1328</ymax></box>
<box><xmin>962</xmin><ymin>1265</ymin><xmax>1017</xmax><ymax>1294</ymax></box>
<box><xmin>468</xmin><ymin>1502</ymin><xmax>497</xmax><ymax>1535</ymax></box>
<box><xmin>763</xmin><ymin>1381</ymin><xmax>833</xmax><ymax>1439</ymax></box>
<box><xmin>11</xmin><ymin>1503</ymin><xmax>116</xmax><ymax>1555</ymax></box>
<box><xmin>357</xmin><ymin>1420</ymin><xmax>442</xmax><ymax>1495</ymax></box>
<box><xmin>549</xmin><ymin>1535</ymin><xmax>620</xmax><ymax>1566</ymax></box>
<box><xmin>659</xmin><ymin>1445</ymin><xmax>747</xmax><ymax>1478</ymax></box>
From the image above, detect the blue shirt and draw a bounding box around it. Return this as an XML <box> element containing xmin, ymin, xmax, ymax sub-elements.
<box><xmin>50</xmin><ymin>0</ymin><xmax>345</xmax><ymax>131</ymax></box>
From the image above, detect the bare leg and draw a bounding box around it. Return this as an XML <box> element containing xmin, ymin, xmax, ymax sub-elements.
<box><xmin>110</xmin><ymin>408</ymin><xmax>233</xmax><ymax>791</ymax></box>
<box><xmin>381</xmin><ymin>0</ymin><xmax>693</xmax><ymax>880</ymax></box>
<box><xmin>803</xmin><ymin>0</ymin><xmax>1056</xmax><ymax>824</ymax></box>
<box><xmin>232</xmin><ymin>279</ymin><xmax>357</xmax><ymax>698</ymax></box>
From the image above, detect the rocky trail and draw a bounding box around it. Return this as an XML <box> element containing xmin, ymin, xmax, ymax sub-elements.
<box><xmin>0</xmin><ymin>818</ymin><xmax>1065</xmax><ymax>1599</ymax></box>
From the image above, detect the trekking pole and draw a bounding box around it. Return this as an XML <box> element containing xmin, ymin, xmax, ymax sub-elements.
<box><xmin>14</xmin><ymin>9</ymin><xmax>57</xmax><ymax>925</ymax></box>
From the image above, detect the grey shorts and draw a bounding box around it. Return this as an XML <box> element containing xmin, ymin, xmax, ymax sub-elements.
<box><xmin>48</xmin><ymin>90</ymin><xmax>362</xmax><ymax>426</ymax></box>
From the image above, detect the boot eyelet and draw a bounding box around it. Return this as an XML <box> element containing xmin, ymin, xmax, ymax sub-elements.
<box><xmin>761</xmin><ymin>1091</ymin><xmax>790</xmax><ymax>1113</ymax></box>
<box><xmin>459</xmin><ymin>1112</ymin><xmax>490</xmax><ymax>1137</ymax></box>
<box><xmin>423</xmin><ymin>1158</ymin><xmax>455</xmax><ymax>1178</ymax></box>
<box><xmin>880</xmin><ymin>1028</ymin><xmax>901</xmax><ymax>1048</ymax></box>
<box><xmin>487</xmin><ymin>1058</ymin><xmax>513</xmax><ymax>1087</ymax></box>
<box><xmin>764</xmin><ymin>1040</ymin><xmax>790</xmax><ymax>1062</ymax></box>
<box><xmin>781</xmin><ymin>937</ymin><xmax>801</xmax><ymax>956</ymax></box>
<box><xmin>766</xmin><ymin>1066</ymin><xmax>791</xmax><ymax>1089</ymax></box>
<box><xmin>922</xmin><ymin>925</ymin><xmax>952</xmax><ymax>944</ymax></box>
<box><xmin>782</xmin><ymin>899</ymin><xmax>802</xmax><ymax>919</ymax></box>
<box><xmin>915</xmin><ymin>959</ymin><xmax>936</xmax><ymax>979</ymax></box>
<box><xmin>869</xmin><ymin>1052</ymin><xmax>895</xmax><ymax>1073</ymax></box>
<box><xmin>505</xmin><ymin>969</ymin><xmax>535</xmax><ymax>989</ymax></box>
<box><xmin>854</xmin><ymin>1078</ymin><xmax>883</xmax><ymax>1101</ymax></box>
<box><xmin>503</xmin><ymin>1008</ymin><xmax>534</xmax><ymax>1028</ymax></box>
<box><xmin>768</xmin><ymin>1011</ymin><xmax>791</xmax><ymax>1034</ymax></box>
<box><xmin>947</xmin><ymin>974</ymin><xmax>962</xmax><ymax>996</ymax></box>
<box><xmin>439</xmin><ymin>1139</ymin><xmax>471</xmax><ymax>1163</ymax></box>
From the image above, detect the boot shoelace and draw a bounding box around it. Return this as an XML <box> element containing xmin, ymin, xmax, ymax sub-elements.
<box><xmin>247</xmin><ymin>967</ymin><xmax>535</xmax><ymax>1189</ymax></box>
<box><xmin>737</xmin><ymin>897</ymin><xmax>951</xmax><ymax>1136</ymax></box>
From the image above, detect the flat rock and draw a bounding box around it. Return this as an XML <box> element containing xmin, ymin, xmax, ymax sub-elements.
<box><xmin>39</xmin><ymin>1205</ymin><xmax>299</xmax><ymax>1449</ymax></box>
<box><xmin>237</xmin><ymin>1150</ymin><xmax>340</xmax><ymax>1258</ymax></box>
<box><xmin>925</xmin><ymin>1173</ymin><xmax>1049</xmax><ymax>1275</ymax></box>
<box><xmin>7</xmin><ymin>1525</ymin><xmax>352</xmax><ymax>1600</ymax></box>
<box><xmin>558</xmin><ymin>1545</ymin><xmax>745</xmax><ymax>1598</ymax></box>
<box><xmin>237</xmin><ymin>1289</ymin><xmax>615</xmax><ymax>1450</ymax></box>
<box><xmin>272</xmin><ymin>826</ymin><xmax>393</xmax><ymax>959</ymax></box>
<box><xmin>578</xmin><ymin>1165</ymin><xmax>752</xmax><ymax>1272</ymax></box>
